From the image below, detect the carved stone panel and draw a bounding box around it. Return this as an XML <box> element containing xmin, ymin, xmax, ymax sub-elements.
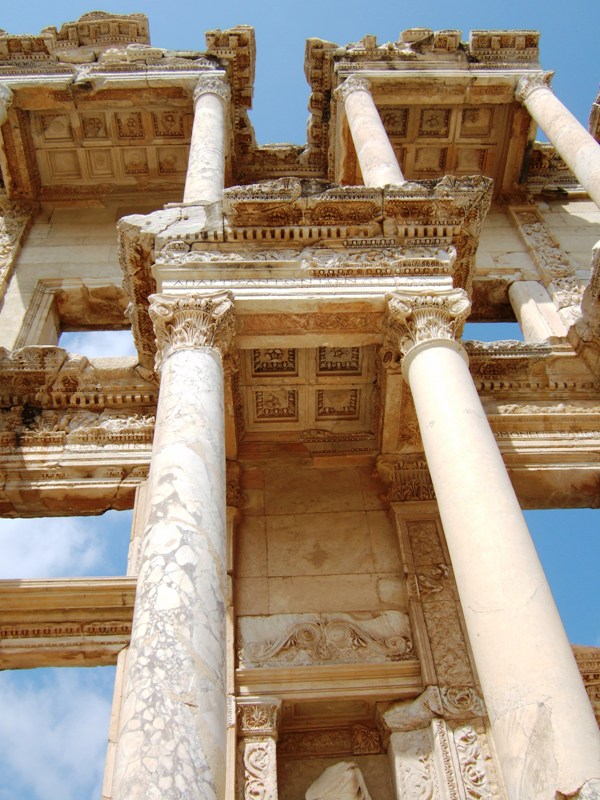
<box><xmin>237</xmin><ymin>611</ymin><xmax>413</xmax><ymax>669</ymax></box>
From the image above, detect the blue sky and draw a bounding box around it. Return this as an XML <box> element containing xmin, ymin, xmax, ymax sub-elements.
<box><xmin>0</xmin><ymin>1</ymin><xmax>599</xmax><ymax>797</ymax></box>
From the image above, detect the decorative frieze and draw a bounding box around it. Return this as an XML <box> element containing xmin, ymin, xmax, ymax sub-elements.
<box><xmin>237</xmin><ymin>611</ymin><xmax>413</xmax><ymax>669</ymax></box>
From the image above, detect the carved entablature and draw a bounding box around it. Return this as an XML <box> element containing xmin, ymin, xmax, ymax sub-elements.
<box><xmin>526</xmin><ymin>143</ymin><xmax>579</xmax><ymax>193</ymax></box>
<box><xmin>469</xmin><ymin>30</ymin><xmax>540</xmax><ymax>66</ymax></box>
<box><xmin>0</xmin><ymin>345</ymin><xmax>157</xmax><ymax>407</ymax></box>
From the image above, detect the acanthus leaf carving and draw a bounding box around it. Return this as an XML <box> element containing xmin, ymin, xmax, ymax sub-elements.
<box><xmin>148</xmin><ymin>290</ymin><xmax>235</xmax><ymax>370</ymax></box>
<box><xmin>237</xmin><ymin>699</ymin><xmax>281</xmax><ymax>736</ymax></box>
<box><xmin>385</xmin><ymin>287</ymin><xmax>471</xmax><ymax>357</ymax></box>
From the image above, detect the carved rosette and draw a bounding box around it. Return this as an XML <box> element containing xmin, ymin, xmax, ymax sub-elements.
<box><xmin>385</xmin><ymin>287</ymin><xmax>471</xmax><ymax>358</ymax></box>
<box><xmin>0</xmin><ymin>84</ymin><xmax>13</xmax><ymax>125</ymax></box>
<box><xmin>334</xmin><ymin>75</ymin><xmax>372</xmax><ymax>104</ymax></box>
<box><xmin>515</xmin><ymin>71</ymin><xmax>554</xmax><ymax>104</ymax></box>
<box><xmin>148</xmin><ymin>291</ymin><xmax>234</xmax><ymax>371</ymax></box>
<box><xmin>193</xmin><ymin>73</ymin><xmax>231</xmax><ymax>104</ymax></box>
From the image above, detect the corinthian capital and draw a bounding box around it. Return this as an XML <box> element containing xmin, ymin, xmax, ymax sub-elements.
<box><xmin>515</xmin><ymin>71</ymin><xmax>554</xmax><ymax>104</ymax></box>
<box><xmin>334</xmin><ymin>75</ymin><xmax>372</xmax><ymax>103</ymax></box>
<box><xmin>237</xmin><ymin>698</ymin><xmax>281</xmax><ymax>737</ymax></box>
<box><xmin>0</xmin><ymin>84</ymin><xmax>13</xmax><ymax>126</ymax></box>
<box><xmin>193</xmin><ymin>73</ymin><xmax>230</xmax><ymax>104</ymax></box>
<box><xmin>385</xmin><ymin>287</ymin><xmax>471</xmax><ymax>357</ymax></box>
<box><xmin>149</xmin><ymin>291</ymin><xmax>234</xmax><ymax>370</ymax></box>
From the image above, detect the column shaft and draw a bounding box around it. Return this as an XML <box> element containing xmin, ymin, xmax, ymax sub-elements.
<box><xmin>112</xmin><ymin>294</ymin><xmax>233</xmax><ymax>800</ymax></box>
<box><xmin>518</xmin><ymin>75</ymin><xmax>600</xmax><ymax>209</ymax></box>
<box><xmin>337</xmin><ymin>76</ymin><xmax>404</xmax><ymax>187</ymax></box>
<box><xmin>403</xmin><ymin>339</ymin><xmax>600</xmax><ymax>796</ymax></box>
<box><xmin>184</xmin><ymin>75</ymin><xmax>229</xmax><ymax>205</ymax></box>
<box><xmin>508</xmin><ymin>280</ymin><xmax>567</xmax><ymax>341</ymax></box>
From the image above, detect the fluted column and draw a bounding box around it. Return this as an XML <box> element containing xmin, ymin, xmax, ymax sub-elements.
<box><xmin>335</xmin><ymin>76</ymin><xmax>404</xmax><ymax>187</ymax></box>
<box><xmin>517</xmin><ymin>73</ymin><xmax>600</xmax><ymax>209</ymax></box>
<box><xmin>0</xmin><ymin>84</ymin><xmax>13</xmax><ymax>126</ymax></box>
<box><xmin>112</xmin><ymin>291</ymin><xmax>235</xmax><ymax>800</ymax></box>
<box><xmin>237</xmin><ymin>698</ymin><xmax>281</xmax><ymax>800</ymax></box>
<box><xmin>386</xmin><ymin>286</ymin><xmax>600</xmax><ymax>800</ymax></box>
<box><xmin>184</xmin><ymin>74</ymin><xmax>230</xmax><ymax>205</ymax></box>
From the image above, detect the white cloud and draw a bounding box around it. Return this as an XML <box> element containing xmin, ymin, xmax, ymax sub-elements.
<box><xmin>0</xmin><ymin>667</ymin><xmax>114</xmax><ymax>800</ymax></box>
<box><xmin>0</xmin><ymin>512</ymin><xmax>132</xmax><ymax>579</ymax></box>
<box><xmin>59</xmin><ymin>330</ymin><xmax>137</xmax><ymax>359</ymax></box>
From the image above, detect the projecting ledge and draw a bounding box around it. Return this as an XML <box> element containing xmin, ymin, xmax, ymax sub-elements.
<box><xmin>0</xmin><ymin>576</ymin><xmax>136</xmax><ymax>669</ymax></box>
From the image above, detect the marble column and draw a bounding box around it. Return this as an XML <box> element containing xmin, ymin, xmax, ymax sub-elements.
<box><xmin>335</xmin><ymin>75</ymin><xmax>404</xmax><ymax>187</ymax></box>
<box><xmin>0</xmin><ymin>84</ymin><xmax>13</xmax><ymax>126</ymax></box>
<box><xmin>236</xmin><ymin>698</ymin><xmax>281</xmax><ymax>800</ymax></box>
<box><xmin>184</xmin><ymin>74</ymin><xmax>230</xmax><ymax>205</ymax></box>
<box><xmin>508</xmin><ymin>280</ymin><xmax>568</xmax><ymax>341</ymax></box>
<box><xmin>517</xmin><ymin>73</ymin><xmax>600</xmax><ymax>209</ymax></box>
<box><xmin>112</xmin><ymin>291</ymin><xmax>235</xmax><ymax>800</ymax></box>
<box><xmin>386</xmin><ymin>286</ymin><xmax>600</xmax><ymax>800</ymax></box>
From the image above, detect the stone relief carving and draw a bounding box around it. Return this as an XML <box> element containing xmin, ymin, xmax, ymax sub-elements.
<box><xmin>278</xmin><ymin>725</ymin><xmax>382</xmax><ymax>759</ymax></box>
<box><xmin>237</xmin><ymin>700</ymin><xmax>281</xmax><ymax>736</ymax></box>
<box><xmin>237</xmin><ymin>611</ymin><xmax>413</xmax><ymax>668</ymax></box>
<box><xmin>377</xmin><ymin>458</ymin><xmax>435</xmax><ymax>502</ymax></box>
<box><xmin>385</xmin><ymin>287</ymin><xmax>471</xmax><ymax>357</ymax></box>
<box><xmin>148</xmin><ymin>291</ymin><xmax>235</xmax><ymax>370</ymax></box>
<box><xmin>334</xmin><ymin>75</ymin><xmax>372</xmax><ymax>103</ymax></box>
<box><xmin>515</xmin><ymin>71</ymin><xmax>553</xmax><ymax>104</ymax></box>
<box><xmin>454</xmin><ymin>725</ymin><xmax>492</xmax><ymax>800</ymax></box>
<box><xmin>238</xmin><ymin>738</ymin><xmax>278</xmax><ymax>800</ymax></box>
<box><xmin>305</xmin><ymin>762</ymin><xmax>372</xmax><ymax>800</ymax></box>
<box><xmin>193</xmin><ymin>73</ymin><xmax>230</xmax><ymax>103</ymax></box>
<box><xmin>0</xmin><ymin>203</ymin><xmax>35</xmax><ymax>304</ymax></box>
<box><xmin>510</xmin><ymin>207</ymin><xmax>575</xmax><ymax>283</ymax></box>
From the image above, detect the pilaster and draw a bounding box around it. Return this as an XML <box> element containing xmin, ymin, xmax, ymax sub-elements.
<box><xmin>236</xmin><ymin>698</ymin><xmax>282</xmax><ymax>800</ymax></box>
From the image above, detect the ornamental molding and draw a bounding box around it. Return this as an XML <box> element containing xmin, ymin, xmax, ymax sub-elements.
<box><xmin>515</xmin><ymin>71</ymin><xmax>554</xmax><ymax>104</ymax></box>
<box><xmin>238</xmin><ymin>738</ymin><xmax>278</xmax><ymax>800</ymax></box>
<box><xmin>334</xmin><ymin>75</ymin><xmax>372</xmax><ymax>104</ymax></box>
<box><xmin>385</xmin><ymin>287</ymin><xmax>471</xmax><ymax>357</ymax></box>
<box><xmin>193</xmin><ymin>73</ymin><xmax>230</xmax><ymax>103</ymax></box>
<box><xmin>148</xmin><ymin>291</ymin><xmax>235</xmax><ymax>370</ymax></box>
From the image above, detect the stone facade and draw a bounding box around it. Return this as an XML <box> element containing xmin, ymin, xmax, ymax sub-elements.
<box><xmin>0</xmin><ymin>12</ymin><xmax>599</xmax><ymax>800</ymax></box>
